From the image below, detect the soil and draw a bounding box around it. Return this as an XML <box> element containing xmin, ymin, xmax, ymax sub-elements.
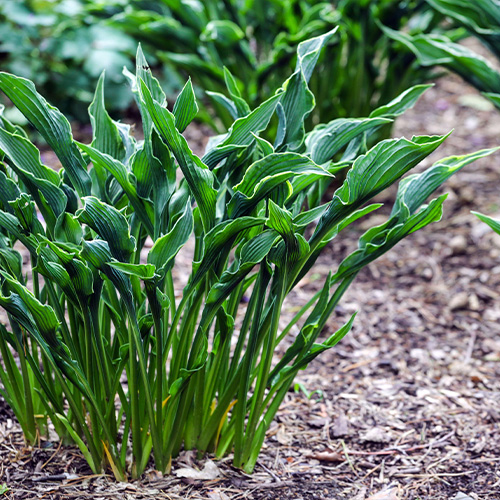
<box><xmin>1</xmin><ymin>74</ymin><xmax>500</xmax><ymax>500</ymax></box>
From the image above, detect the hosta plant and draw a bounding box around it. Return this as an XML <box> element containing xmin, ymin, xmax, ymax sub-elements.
<box><xmin>96</xmin><ymin>0</ymin><xmax>443</xmax><ymax>129</ymax></box>
<box><xmin>0</xmin><ymin>34</ymin><xmax>495</xmax><ymax>480</ymax></box>
<box><xmin>386</xmin><ymin>0</ymin><xmax>500</xmax><ymax>108</ymax></box>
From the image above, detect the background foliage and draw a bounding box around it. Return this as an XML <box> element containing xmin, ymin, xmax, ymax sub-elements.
<box><xmin>3</xmin><ymin>1</ymin><xmax>500</xmax><ymax>129</ymax></box>
<box><xmin>387</xmin><ymin>0</ymin><xmax>500</xmax><ymax>109</ymax></box>
<box><xmin>0</xmin><ymin>0</ymin><xmax>136</xmax><ymax>120</ymax></box>
<box><xmin>0</xmin><ymin>0</ymin><xmax>451</xmax><ymax>127</ymax></box>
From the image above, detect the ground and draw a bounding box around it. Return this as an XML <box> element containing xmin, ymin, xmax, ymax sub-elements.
<box><xmin>1</xmin><ymin>74</ymin><xmax>500</xmax><ymax>500</ymax></box>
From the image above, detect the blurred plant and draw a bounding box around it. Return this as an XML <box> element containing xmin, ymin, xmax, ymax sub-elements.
<box><xmin>4</xmin><ymin>0</ymin><xmax>500</xmax><ymax>132</ymax></box>
<box><xmin>93</xmin><ymin>0</ymin><xmax>445</xmax><ymax>129</ymax></box>
<box><xmin>0</xmin><ymin>0</ymin><xmax>137</xmax><ymax>120</ymax></box>
<box><xmin>0</xmin><ymin>32</ymin><xmax>495</xmax><ymax>481</ymax></box>
<box><xmin>385</xmin><ymin>0</ymin><xmax>500</xmax><ymax>108</ymax></box>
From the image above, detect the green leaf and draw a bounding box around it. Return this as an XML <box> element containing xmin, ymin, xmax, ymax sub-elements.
<box><xmin>0</xmin><ymin>246</ymin><xmax>22</xmax><ymax>278</ymax></box>
<box><xmin>201</xmin><ymin>230</ymin><xmax>279</xmax><ymax>327</ymax></box>
<box><xmin>292</xmin><ymin>204</ymin><xmax>330</xmax><ymax>228</ymax></box>
<box><xmin>173</xmin><ymin>78</ymin><xmax>198</xmax><ymax>133</ymax></box>
<box><xmin>289</xmin><ymin>161</ymin><xmax>348</xmax><ymax>202</ymax></box>
<box><xmin>473</xmin><ymin>211</ymin><xmax>500</xmax><ymax>235</ymax></box>
<box><xmin>201</xmin><ymin>20</ymin><xmax>245</xmax><ymax>47</ymax></box>
<box><xmin>109</xmin><ymin>261</ymin><xmax>157</xmax><ymax>280</ymax></box>
<box><xmin>223</xmin><ymin>67</ymin><xmax>243</xmax><ymax>99</ymax></box>
<box><xmin>306</xmin><ymin>117</ymin><xmax>392</xmax><ymax>164</ymax></box>
<box><xmin>0</xmin><ymin>127</ymin><xmax>67</xmax><ymax>228</ymax></box>
<box><xmin>427</xmin><ymin>0</ymin><xmax>500</xmax><ymax>57</ymax></box>
<box><xmin>392</xmin><ymin>147</ymin><xmax>499</xmax><ymax>216</ymax></box>
<box><xmin>0</xmin><ymin>210</ymin><xmax>39</xmax><ymax>254</ymax></box>
<box><xmin>77</xmin><ymin>142</ymin><xmax>154</xmax><ymax>235</ymax></box>
<box><xmin>277</xmin><ymin>28</ymin><xmax>337</xmax><ymax>150</ymax></box>
<box><xmin>138</xmin><ymin>78</ymin><xmax>217</xmax><ymax>232</ymax></box>
<box><xmin>427</xmin><ymin>0</ymin><xmax>500</xmax><ymax>32</ymax></box>
<box><xmin>125</xmin><ymin>47</ymin><xmax>171</xmax><ymax>213</ymax></box>
<box><xmin>483</xmin><ymin>91</ymin><xmax>500</xmax><ymax>109</ymax></box>
<box><xmin>333</xmin><ymin>195</ymin><xmax>447</xmax><ymax>281</ymax></box>
<box><xmin>383</xmin><ymin>27</ymin><xmax>500</xmax><ymax>94</ymax></box>
<box><xmin>39</xmin><ymin>239</ymin><xmax>94</xmax><ymax>298</ymax></box>
<box><xmin>0</xmin><ymin>170</ymin><xmax>20</xmax><ymax>212</ymax></box>
<box><xmin>206</xmin><ymin>91</ymin><xmax>240</xmax><ymax>120</ymax></box>
<box><xmin>148</xmin><ymin>201</ymin><xmax>193</xmax><ymax>275</ymax></box>
<box><xmin>223</xmin><ymin>67</ymin><xmax>251</xmax><ymax>117</ymax></box>
<box><xmin>80</xmin><ymin>239</ymin><xmax>134</xmax><ymax>308</ymax></box>
<box><xmin>0</xmin><ymin>271</ymin><xmax>59</xmax><ymax>341</ymax></box>
<box><xmin>134</xmin><ymin>45</ymin><xmax>166</xmax><ymax>105</ymax></box>
<box><xmin>266</xmin><ymin>200</ymin><xmax>303</xmax><ymax>263</ymax></box>
<box><xmin>229</xmin><ymin>153</ymin><xmax>332</xmax><ymax>217</ymax></box>
<box><xmin>89</xmin><ymin>71</ymin><xmax>126</xmax><ymax>161</ymax></box>
<box><xmin>34</xmin><ymin>256</ymin><xmax>73</xmax><ymax>303</ymax></box>
<box><xmin>202</xmin><ymin>93</ymin><xmax>283</xmax><ymax>169</ymax></box>
<box><xmin>76</xmin><ymin>196</ymin><xmax>136</xmax><ymax>262</ymax></box>
<box><xmin>190</xmin><ymin>216</ymin><xmax>266</xmax><ymax>289</ymax></box>
<box><xmin>54</xmin><ymin>212</ymin><xmax>83</xmax><ymax>245</ymax></box>
<box><xmin>8</xmin><ymin>194</ymin><xmax>43</xmax><ymax>235</ymax></box>
<box><xmin>295</xmin><ymin>28</ymin><xmax>338</xmax><ymax>83</ymax></box>
<box><xmin>0</xmin><ymin>72</ymin><xmax>91</xmax><ymax>196</ymax></box>
<box><xmin>311</xmin><ymin>134</ymin><xmax>448</xmax><ymax>245</ymax></box>
<box><xmin>370</xmin><ymin>84</ymin><xmax>433</xmax><ymax>119</ymax></box>
<box><xmin>292</xmin><ymin>314</ymin><xmax>356</xmax><ymax>370</ymax></box>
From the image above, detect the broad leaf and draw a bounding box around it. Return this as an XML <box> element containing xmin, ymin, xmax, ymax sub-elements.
<box><xmin>0</xmin><ymin>73</ymin><xmax>91</xmax><ymax>196</ymax></box>
<box><xmin>229</xmin><ymin>153</ymin><xmax>332</xmax><ymax>217</ymax></box>
<box><xmin>138</xmin><ymin>78</ymin><xmax>217</xmax><ymax>232</ymax></box>
<box><xmin>76</xmin><ymin>196</ymin><xmax>136</xmax><ymax>262</ymax></box>
<box><xmin>89</xmin><ymin>72</ymin><xmax>126</xmax><ymax>161</ymax></box>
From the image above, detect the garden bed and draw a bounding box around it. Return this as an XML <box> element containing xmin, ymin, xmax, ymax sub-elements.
<box><xmin>1</xmin><ymin>74</ymin><xmax>499</xmax><ymax>500</ymax></box>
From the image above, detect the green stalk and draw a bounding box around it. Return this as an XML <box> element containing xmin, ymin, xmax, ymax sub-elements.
<box><xmin>233</xmin><ymin>264</ymin><xmax>269</xmax><ymax>465</ymax></box>
<box><xmin>276</xmin><ymin>288</ymin><xmax>322</xmax><ymax>344</ymax></box>
<box><xmin>196</xmin><ymin>365</ymin><xmax>242</xmax><ymax>454</ymax></box>
<box><xmin>30</xmin><ymin>256</ymin><xmax>40</xmax><ymax>300</ymax></box>
<box><xmin>185</xmin><ymin>366</ymin><xmax>206</xmax><ymax>450</ymax></box>
<box><xmin>89</xmin><ymin>296</ymin><xmax>113</xmax><ymax>400</ymax></box>
<box><xmin>8</xmin><ymin>333</ymin><xmax>36</xmax><ymax>442</ymax></box>
<box><xmin>165</xmin><ymin>270</ymin><xmax>176</xmax><ymax>318</ymax></box>
<box><xmin>0</xmin><ymin>357</ymin><xmax>23</xmax><ymax>423</ymax></box>
<box><xmin>240</xmin><ymin>264</ymin><xmax>286</xmax><ymax>467</ymax></box>
<box><xmin>243</xmin><ymin>381</ymin><xmax>290</xmax><ymax>473</ymax></box>
<box><xmin>44</xmin><ymin>281</ymin><xmax>77</xmax><ymax>356</ymax></box>
<box><xmin>166</xmin><ymin>378</ymin><xmax>196</xmax><ymax>458</ymax></box>
<box><xmin>126</xmin><ymin>319</ymin><xmax>142</xmax><ymax>477</ymax></box>
<box><xmin>27</xmin><ymin>334</ymin><xmax>117</xmax><ymax>476</ymax></box>
<box><xmin>67</xmin><ymin>303</ymin><xmax>84</xmax><ymax>366</ymax></box>
<box><xmin>164</xmin><ymin>283</ymin><xmax>197</xmax><ymax>365</ymax></box>
<box><xmin>144</xmin><ymin>280</ymin><xmax>165</xmax><ymax>454</ymax></box>
<box><xmin>227</xmin><ymin>274</ymin><xmax>259</xmax><ymax>375</ymax></box>
<box><xmin>81</xmin><ymin>306</ymin><xmax>93</xmax><ymax>387</ymax></box>
<box><xmin>169</xmin><ymin>285</ymin><xmax>205</xmax><ymax>385</ymax></box>
<box><xmin>123</xmin><ymin>301</ymin><xmax>164</xmax><ymax>474</ymax></box>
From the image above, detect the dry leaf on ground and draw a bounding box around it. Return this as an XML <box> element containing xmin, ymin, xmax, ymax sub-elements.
<box><xmin>174</xmin><ymin>460</ymin><xmax>221</xmax><ymax>480</ymax></box>
<box><xmin>365</xmin><ymin>488</ymin><xmax>400</xmax><ymax>500</ymax></box>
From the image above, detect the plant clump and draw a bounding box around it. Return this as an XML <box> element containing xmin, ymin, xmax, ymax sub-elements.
<box><xmin>0</xmin><ymin>32</ymin><xmax>495</xmax><ymax>480</ymax></box>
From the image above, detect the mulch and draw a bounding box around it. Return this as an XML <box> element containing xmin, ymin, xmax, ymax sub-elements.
<box><xmin>1</xmin><ymin>74</ymin><xmax>500</xmax><ymax>500</ymax></box>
